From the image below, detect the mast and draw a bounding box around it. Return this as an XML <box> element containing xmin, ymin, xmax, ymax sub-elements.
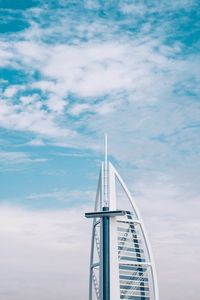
<box><xmin>103</xmin><ymin>133</ymin><xmax>109</xmax><ymax>300</ymax></box>
<box><xmin>104</xmin><ymin>133</ymin><xmax>108</xmax><ymax>208</ymax></box>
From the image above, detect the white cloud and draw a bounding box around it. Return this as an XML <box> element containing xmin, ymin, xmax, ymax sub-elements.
<box><xmin>0</xmin><ymin>98</ymin><xmax>74</xmax><ymax>139</ymax></box>
<box><xmin>0</xmin><ymin>152</ymin><xmax>47</xmax><ymax>165</ymax></box>
<box><xmin>0</xmin><ymin>5</ymin><xmax>199</xmax><ymax>209</ymax></box>
<box><xmin>3</xmin><ymin>86</ymin><xmax>19</xmax><ymax>98</ymax></box>
<box><xmin>27</xmin><ymin>139</ymin><xmax>45</xmax><ymax>146</ymax></box>
<box><xmin>127</xmin><ymin>175</ymin><xmax>200</xmax><ymax>300</ymax></box>
<box><xmin>47</xmin><ymin>96</ymin><xmax>67</xmax><ymax>113</ymax></box>
<box><xmin>120</xmin><ymin>2</ymin><xmax>148</xmax><ymax>16</ymax></box>
<box><xmin>26</xmin><ymin>189</ymin><xmax>95</xmax><ymax>204</ymax></box>
<box><xmin>20</xmin><ymin>95</ymin><xmax>36</xmax><ymax>105</ymax></box>
<box><xmin>120</xmin><ymin>0</ymin><xmax>196</xmax><ymax>15</ymax></box>
<box><xmin>0</xmin><ymin>205</ymin><xmax>91</xmax><ymax>300</ymax></box>
<box><xmin>0</xmin><ymin>42</ymin><xmax>14</xmax><ymax>67</ymax></box>
<box><xmin>29</xmin><ymin>40</ymin><xmax>174</xmax><ymax>99</ymax></box>
<box><xmin>0</xmin><ymin>177</ymin><xmax>199</xmax><ymax>300</ymax></box>
<box><xmin>0</xmin><ymin>21</ymin><xmax>199</xmax><ymax>152</ymax></box>
<box><xmin>14</xmin><ymin>40</ymin><xmax>48</xmax><ymax>65</ymax></box>
<box><xmin>68</xmin><ymin>103</ymin><xmax>90</xmax><ymax>116</ymax></box>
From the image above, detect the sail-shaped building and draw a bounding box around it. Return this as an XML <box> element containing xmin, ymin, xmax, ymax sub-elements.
<box><xmin>85</xmin><ymin>136</ymin><xmax>159</xmax><ymax>300</ymax></box>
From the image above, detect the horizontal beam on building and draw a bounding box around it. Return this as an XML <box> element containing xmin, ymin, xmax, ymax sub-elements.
<box><xmin>85</xmin><ymin>210</ymin><xmax>127</xmax><ymax>219</ymax></box>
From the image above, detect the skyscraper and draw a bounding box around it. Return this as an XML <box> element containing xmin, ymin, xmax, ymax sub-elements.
<box><xmin>85</xmin><ymin>136</ymin><xmax>159</xmax><ymax>300</ymax></box>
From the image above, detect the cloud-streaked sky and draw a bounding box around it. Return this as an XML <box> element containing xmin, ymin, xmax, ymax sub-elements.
<box><xmin>0</xmin><ymin>0</ymin><xmax>200</xmax><ymax>299</ymax></box>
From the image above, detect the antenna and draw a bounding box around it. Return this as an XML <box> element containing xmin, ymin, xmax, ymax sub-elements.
<box><xmin>104</xmin><ymin>133</ymin><xmax>108</xmax><ymax>171</ymax></box>
<box><xmin>104</xmin><ymin>133</ymin><xmax>108</xmax><ymax>207</ymax></box>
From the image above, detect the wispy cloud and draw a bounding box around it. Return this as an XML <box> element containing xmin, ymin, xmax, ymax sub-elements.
<box><xmin>26</xmin><ymin>189</ymin><xmax>95</xmax><ymax>205</ymax></box>
<box><xmin>1</xmin><ymin>37</ymin><xmax>199</xmax><ymax>153</ymax></box>
<box><xmin>27</xmin><ymin>138</ymin><xmax>45</xmax><ymax>146</ymax></box>
<box><xmin>0</xmin><ymin>1</ymin><xmax>199</xmax><ymax>151</ymax></box>
<box><xmin>0</xmin><ymin>151</ymin><xmax>47</xmax><ymax>165</ymax></box>
<box><xmin>0</xmin><ymin>97</ymin><xmax>74</xmax><ymax>138</ymax></box>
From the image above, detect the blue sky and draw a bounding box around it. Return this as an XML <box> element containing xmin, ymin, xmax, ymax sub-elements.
<box><xmin>0</xmin><ymin>0</ymin><xmax>200</xmax><ymax>299</ymax></box>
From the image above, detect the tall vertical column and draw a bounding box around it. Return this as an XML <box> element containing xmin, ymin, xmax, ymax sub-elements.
<box><xmin>102</xmin><ymin>206</ymin><xmax>110</xmax><ymax>300</ymax></box>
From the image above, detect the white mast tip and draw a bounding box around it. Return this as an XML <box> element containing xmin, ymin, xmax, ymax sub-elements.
<box><xmin>104</xmin><ymin>133</ymin><xmax>108</xmax><ymax>165</ymax></box>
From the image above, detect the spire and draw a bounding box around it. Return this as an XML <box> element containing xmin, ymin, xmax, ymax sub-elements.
<box><xmin>104</xmin><ymin>133</ymin><xmax>108</xmax><ymax>207</ymax></box>
<box><xmin>104</xmin><ymin>133</ymin><xmax>108</xmax><ymax>171</ymax></box>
